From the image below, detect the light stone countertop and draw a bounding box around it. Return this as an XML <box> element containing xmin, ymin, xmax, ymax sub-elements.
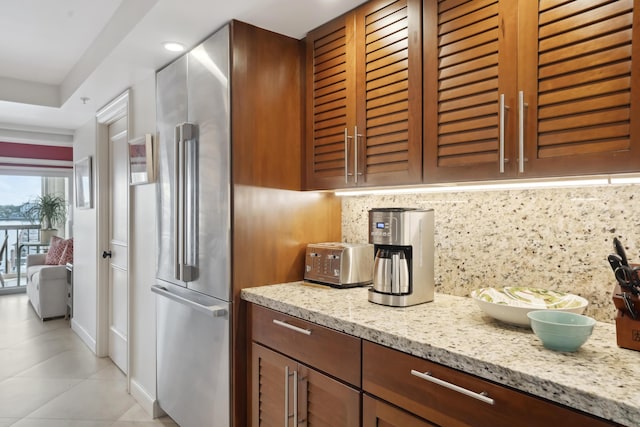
<box><xmin>241</xmin><ymin>282</ymin><xmax>640</xmax><ymax>426</ymax></box>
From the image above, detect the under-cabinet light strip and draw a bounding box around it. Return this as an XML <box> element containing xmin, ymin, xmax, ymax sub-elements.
<box><xmin>610</xmin><ymin>176</ymin><xmax>640</xmax><ymax>184</ymax></box>
<box><xmin>334</xmin><ymin>178</ymin><xmax>617</xmax><ymax>197</ymax></box>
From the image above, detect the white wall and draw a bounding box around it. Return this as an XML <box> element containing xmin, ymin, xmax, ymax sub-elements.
<box><xmin>128</xmin><ymin>74</ymin><xmax>159</xmax><ymax>414</ymax></box>
<box><xmin>71</xmin><ymin>74</ymin><xmax>159</xmax><ymax>415</ymax></box>
<box><xmin>71</xmin><ymin>119</ymin><xmax>99</xmax><ymax>351</ymax></box>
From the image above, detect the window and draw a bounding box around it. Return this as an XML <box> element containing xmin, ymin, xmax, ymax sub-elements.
<box><xmin>0</xmin><ymin>172</ymin><xmax>71</xmax><ymax>287</ymax></box>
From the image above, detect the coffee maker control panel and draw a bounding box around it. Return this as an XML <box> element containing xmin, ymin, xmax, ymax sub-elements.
<box><xmin>371</xmin><ymin>220</ymin><xmax>389</xmax><ymax>237</ymax></box>
<box><xmin>369</xmin><ymin>208</ymin><xmax>411</xmax><ymax>245</ymax></box>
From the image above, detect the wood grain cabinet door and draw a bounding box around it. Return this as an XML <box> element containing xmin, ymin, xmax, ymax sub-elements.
<box><xmin>297</xmin><ymin>365</ymin><xmax>361</xmax><ymax>427</ymax></box>
<box><xmin>251</xmin><ymin>343</ymin><xmax>360</xmax><ymax>427</ymax></box>
<box><xmin>425</xmin><ymin>0</ymin><xmax>640</xmax><ymax>182</ymax></box>
<box><xmin>305</xmin><ymin>0</ymin><xmax>422</xmax><ymax>189</ymax></box>
<box><xmin>305</xmin><ymin>14</ymin><xmax>357</xmax><ymax>190</ymax></box>
<box><xmin>519</xmin><ymin>0</ymin><xmax>640</xmax><ymax>177</ymax></box>
<box><xmin>363</xmin><ymin>395</ymin><xmax>437</xmax><ymax>427</ymax></box>
<box><xmin>423</xmin><ymin>0</ymin><xmax>518</xmax><ymax>182</ymax></box>
<box><xmin>252</xmin><ymin>343</ymin><xmax>296</xmax><ymax>427</ymax></box>
<box><xmin>354</xmin><ymin>0</ymin><xmax>423</xmax><ymax>187</ymax></box>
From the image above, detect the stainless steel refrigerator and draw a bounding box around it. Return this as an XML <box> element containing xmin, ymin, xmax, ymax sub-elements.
<box><xmin>151</xmin><ymin>24</ymin><xmax>231</xmax><ymax>427</ymax></box>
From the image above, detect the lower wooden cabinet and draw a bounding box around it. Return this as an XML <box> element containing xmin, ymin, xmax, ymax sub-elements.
<box><xmin>248</xmin><ymin>302</ymin><xmax>621</xmax><ymax>427</ymax></box>
<box><xmin>362</xmin><ymin>341</ymin><xmax>619</xmax><ymax>427</ymax></box>
<box><xmin>251</xmin><ymin>343</ymin><xmax>361</xmax><ymax>426</ymax></box>
<box><xmin>363</xmin><ymin>395</ymin><xmax>436</xmax><ymax>427</ymax></box>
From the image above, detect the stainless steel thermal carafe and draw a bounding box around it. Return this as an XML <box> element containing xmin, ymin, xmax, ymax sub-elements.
<box><xmin>373</xmin><ymin>248</ymin><xmax>410</xmax><ymax>294</ymax></box>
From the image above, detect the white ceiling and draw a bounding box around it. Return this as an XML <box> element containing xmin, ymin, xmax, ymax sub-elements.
<box><xmin>0</xmin><ymin>0</ymin><xmax>365</xmax><ymax>136</ymax></box>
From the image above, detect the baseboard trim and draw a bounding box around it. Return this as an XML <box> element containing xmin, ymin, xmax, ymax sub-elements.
<box><xmin>71</xmin><ymin>318</ymin><xmax>96</xmax><ymax>353</ymax></box>
<box><xmin>130</xmin><ymin>378</ymin><xmax>165</xmax><ymax>418</ymax></box>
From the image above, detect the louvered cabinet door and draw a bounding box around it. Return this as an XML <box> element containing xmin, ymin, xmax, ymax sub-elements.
<box><xmin>363</xmin><ymin>395</ymin><xmax>437</xmax><ymax>427</ymax></box>
<box><xmin>252</xmin><ymin>344</ymin><xmax>296</xmax><ymax>427</ymax></box>
<box><xmin>297</xmin><ymin>365</ymin><xmax>361</xmax><ymax>427</ymax></box>
<box><xmin>519</xmin><ymin>0</ymin><xmax>640</xmax><ymax>176</ymax></box>
<box><xmin>355</xmin><ymin>0</ymin><xmax>423</xmax><ymax>186</ymax></box>
<box><xmin>305</xmin><ymin>15</ymin><xmax>357</xmax><ymax>190</ymax></box>
<box><xmin>424</xmin><ymin>0</ymin><xmax>519</xmax><ymax>182</ymax></box>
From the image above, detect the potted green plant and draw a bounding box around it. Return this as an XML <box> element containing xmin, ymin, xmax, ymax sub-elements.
<box><xmin>22</xmin><ymin>194</ymin><xmax>67</xmax><ymax>244</ymax></box>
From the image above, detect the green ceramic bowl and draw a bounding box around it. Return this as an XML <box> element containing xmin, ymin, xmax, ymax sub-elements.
<box><xmin>527</xmin><ymin>310</ymin><xmax>596</xmax><ymax>352</ymax></box>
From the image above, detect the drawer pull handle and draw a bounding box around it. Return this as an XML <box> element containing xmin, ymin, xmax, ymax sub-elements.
<box><xmin>273</xmin><ymin>319</ymin><xmax>312</xmax><ymax>336</ymax></box>
<box><xmin>410</xmin><ymin>369</ymin><xmax>495</xmax><ymax>405</ymax></box>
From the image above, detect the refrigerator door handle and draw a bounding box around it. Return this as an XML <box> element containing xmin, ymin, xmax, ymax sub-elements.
<box><xmin>174</xmin><ymin>123</ymin><xmax>197</xmax><ymax>282</ymax></box>
<box><xmin>173</xmin><ymin>125</ymin><xmax>183</xmax><ymax>281</ymax></box>
<box><xmin>151</xmin><ymin>285</ymin><xmax>227</xmax><ymax>318</ymax></box>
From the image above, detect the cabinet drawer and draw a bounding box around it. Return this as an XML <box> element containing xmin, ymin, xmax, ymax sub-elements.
<box><xmin>249</xmin><ymin>304</ymin><xmax>361</xmax><ymax>387</ymax></box>
<box><xmin>363</xmin><ymin>341</ymin><xmax>617</xmax><ymax>427</ymax></box>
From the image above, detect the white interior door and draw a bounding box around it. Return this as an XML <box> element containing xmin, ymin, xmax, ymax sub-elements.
<box><xmin>107</xmin><ymin>116</ymin><xmax>129</xmax><ymax>374</ymax></box>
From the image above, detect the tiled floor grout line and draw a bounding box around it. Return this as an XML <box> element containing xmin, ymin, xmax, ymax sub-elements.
<box><xmin>0</xmin><ymin>294</ymin><xmax>177</xmax><ymax>427</ymax></box>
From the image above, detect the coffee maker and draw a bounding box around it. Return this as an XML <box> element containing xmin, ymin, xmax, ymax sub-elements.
<box><xmin>368</xmin><ymin>208</ymin><xmax>434</xmax><ymax>307</ymax></box>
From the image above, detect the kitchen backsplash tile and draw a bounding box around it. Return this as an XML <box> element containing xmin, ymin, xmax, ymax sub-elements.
<box><xmin>341</xmin><ymin>184</ymin><xmax>640</xmax><ymax>323</ymax></box>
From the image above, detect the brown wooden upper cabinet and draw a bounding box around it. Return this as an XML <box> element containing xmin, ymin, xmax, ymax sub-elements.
<box><xmin>305</xmin><ymin>0</ymin><xmax>423</xmax><ymax>190</ymax></box>
<box><xmin>424</xmin><ymin>0</ymin><xmax>640</xmax><ymax>182</ymax></box>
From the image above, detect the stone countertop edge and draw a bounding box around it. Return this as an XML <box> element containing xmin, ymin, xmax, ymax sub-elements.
<box><xmin>241</xmin><ymin>282</ymin><xmax>640</xmax><ymax>427</ymax></box>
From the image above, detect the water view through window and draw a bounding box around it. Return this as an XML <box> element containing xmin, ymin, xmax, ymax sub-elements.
<box><xmin>0</xmin><ymin>174</ymin><xmax>70</xmax><ymax>289</ymax></box>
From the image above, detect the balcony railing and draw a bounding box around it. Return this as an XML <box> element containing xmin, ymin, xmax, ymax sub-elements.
<box><xmin>0</xmin><ymin>224</ymin><xmax>41</xmax><ymax>287</ymax></box>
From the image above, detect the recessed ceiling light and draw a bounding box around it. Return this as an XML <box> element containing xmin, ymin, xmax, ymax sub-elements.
<box><xmin>163</xmin><ymin>42</ymin><xmax>185</xmax><ymax>52</ymax></box>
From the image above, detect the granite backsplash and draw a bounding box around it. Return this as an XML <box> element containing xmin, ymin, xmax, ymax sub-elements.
<box><xmin>341</xmin><ymin>184</ymin><xmax>640</xmax><ymax>323</ymax></box>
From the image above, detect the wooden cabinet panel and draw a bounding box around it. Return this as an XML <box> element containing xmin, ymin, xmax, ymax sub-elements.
<box><xmin>298</xmin><ymin>365</ymin><xmax>361</xmax><ymax>426</ymax></box>
<box><xmin>424</xmin><ymin>0</ymin><xmax>517</xmax><ymax>181</ymax></box>
<box><xmin>362</xmin><ymin>341</ymin><xmax>618</xmax><ymax>427</ymax></box>
<box><xmin>363</xmin><ymin>395</ymin><xmax>437</xmax><ymax>427</ymax></box>
<box><xmin>249</xmin><ymin>304</ymin><xmax>361</xmax><ymax>387</ymax></box>
<box><xmin>521</xmin><ymin>0</ymin><xmax>640</xmax><ymax>176</ymax></box>
<box><xmin>305</xmin><ymin>15</ymin><xmax>356</xmax><ymax>189</ymax></box>
<box><xmin>229</xmin><ymin>21</ymin><xmax>343</xmax><ymax>427</ymax></box>
<box><xmin>425</xmin><ymin>0</ymin><xmax>640</xmax><ymax>182</ymax></box>
<box><xmin>252</xmin><ymin>343</ymin><xmax>295</xmax><ymax>427</ymax></box>
<box><xmin>251</xmin><ymin>343</ymin><xmax>361</xmax><ymax>427</ymax></box>
<box><xmin>305</xmin><ymin>0</ymin><xmax>422</xmax><ymax>189</ymax></box>
<box><xmin>355</xmin><ymin>0</ymin><xmax>422</xmax><ymax>187</ymax></box>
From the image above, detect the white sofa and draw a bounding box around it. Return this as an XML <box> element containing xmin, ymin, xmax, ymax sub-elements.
<box><xmin>25</xmin><ymin>254</ymin><xmax>68</xmax><ymax>320</ymax></box>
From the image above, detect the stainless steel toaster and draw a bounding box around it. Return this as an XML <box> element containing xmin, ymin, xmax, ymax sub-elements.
<box><xmin>304</xmin><ymin>242</ymin><xmax>374</xmax><ymax>287</ymax></box>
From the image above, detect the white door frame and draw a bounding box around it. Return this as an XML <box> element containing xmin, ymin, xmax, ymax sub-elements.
<box><xmin>95</xmin><ymin>89</ymin><xmax>131</xmax><ymax>387</ymax></box>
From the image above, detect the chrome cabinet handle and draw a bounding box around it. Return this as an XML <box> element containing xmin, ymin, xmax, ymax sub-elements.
<box><xmin>410</xmin><ymin>369</ymin><xmax>495</xmax><ymax>405</ymax></box>
<box><xmin>284</xmin><ymin>366</ymin><xmax>298</xmax><ymax>426</ymax></box>
<box><xmin>284</xmin><ymin>366</ymin><xmax>289</xmax><ymax>427</ymax></box>
<box><xmin>354</xmin><ymin>125</ymin><xmax>359</xmax><ymax>184</ymax></box>
<box><xmin>273</xmin><ymin>319</ymin><xmax>312</xmax><ymax>336</ymax></box>
<box><xmin>293</xmin><ymin>369</ymin><xmax>298</xmax><ymax>425</ymax></box>
<box><xmin>499</xmin><ymin>93</ymin><xmax>505</xmax><ymax>173</ymax></box>
<box><xmin>344</xmin><ymin>128</ymin><xmax>354</xmax><ymax>184</ymax></box>
<box><xmin>354</xmin><ymin>125</ymin><xmax>363</xmax><ymax>184</ymax></box>
<box><xmin>518</xmin><ymin>91</ymin><xmax>525</xmax><ymax>173</ymax></box>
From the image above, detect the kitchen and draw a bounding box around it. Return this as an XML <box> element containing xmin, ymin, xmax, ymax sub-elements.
<box><xmin>2</xmin><ymin>0</ymin><xmax>640</xmax><ymax>426</ymax></box>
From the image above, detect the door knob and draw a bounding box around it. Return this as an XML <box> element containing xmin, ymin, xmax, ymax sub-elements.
<box><xmin>102</xmin><ymin>250</ymin><xmax>112</xmax><ymax>259</ymax></box>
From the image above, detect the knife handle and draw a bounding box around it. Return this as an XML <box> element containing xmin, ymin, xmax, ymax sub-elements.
<box><xmin>614</xmin><ymin>237</ymin><xmax>629</xmax><ymax>266</ymax></box>
<box><xmin>608</xmin><ymin>254</ymin><xmax>623</xmax><ymax>273</ymax></box>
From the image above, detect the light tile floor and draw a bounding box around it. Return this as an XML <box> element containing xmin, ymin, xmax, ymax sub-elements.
<box><xmin>0</xmin><ymin>293</ymin><xmax>177</xmax><ymax>426</ymax></box>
